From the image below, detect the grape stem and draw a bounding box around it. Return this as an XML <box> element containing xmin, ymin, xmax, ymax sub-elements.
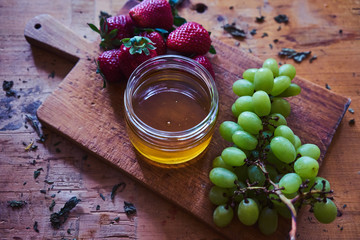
<box><xmin>254</xmin><ymin>161</ymin><xmax>298</xmax><ymax>240</ymax></box>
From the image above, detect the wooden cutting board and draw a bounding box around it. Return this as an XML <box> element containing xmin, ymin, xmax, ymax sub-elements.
<box><xmin>24</xmin><ymin>7</ymin><xmax>350</xmax><ymax>240</ymax></box>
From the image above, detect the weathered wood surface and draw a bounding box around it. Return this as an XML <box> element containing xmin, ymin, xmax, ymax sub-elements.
<box><xmin>0</xmin><ymin>0</ymin><xmax>359</xmax><ymax>239</ymax></box>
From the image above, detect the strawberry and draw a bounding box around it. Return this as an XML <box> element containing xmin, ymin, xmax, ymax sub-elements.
<box><xmin>129</xmin><ymin>0</ymin><xmax>173</xmax><ymax>30</ymax></box>
<box><xmin>140</xmin><ymin>31</ymin><xmax>166</xmax><ymax>55</ymax></box>
<box><xmin>119</xmin><ymin>36</ymin><xmax>158</xmax><ymax>78</ymax></box>
<box><xmin>97</xmin><ymin>49</ymin><xmax>125</xmax><ymax>85</ymax></box>
<box><xmin>193</xmin><ymin>55</ymin><xmax>216</xmax><ymax>79</ymax></box>
<box><xmin>97</xmin><ymin>36</ymin><xmax>157</xmax><ymax>85</ymax></box>
<box><xmin>106</xmin><ymin>15</ymin><xmax>135</xmax><ymax>40</ymax></box>
<box><xmin>88</xmin><ymin>15</ymin><xmax>135</xmax><ymax>50</ymax></box>
<box><xmin>166</xmin><ymin>22</ymin><xmax>212</xmax><ymax>55</ymax></box>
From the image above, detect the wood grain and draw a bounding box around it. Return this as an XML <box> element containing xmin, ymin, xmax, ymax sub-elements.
<box><xmin>23</xmin><ymin>9</ymin><xmax>350</xmax><ymax>240</ymax></box>
<box><xmin>1</xmin><ymin>0</ymin><xmax>359</xmax><ymax>239</ymax></box>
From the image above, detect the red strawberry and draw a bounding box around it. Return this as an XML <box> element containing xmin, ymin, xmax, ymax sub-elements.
<box><xmin>193</xmin><ymin>55</ymin><xmax>215</xmax><ymax>79</ymax></box>
<box><xmin>88</xmin><ymin>15</ymin><xmax>135</xmax><ymax>50</ymax></box>
<box><xmin>166</xmin><ymin>22</ymin><xmax>212</xmax><ymax>55</ymax></box>
<box><xmin>140</xmin><ymin>31</ymin><xmax>166</xmax><ymax>55</ymax></box>
<box><xmin>97</xmin><ymin>49</ymin><xmax>125</xmax><ymax>84</ymax></box>
<box><xmin>97</xmin><ymin>36</ymin><xmax>157</xmax><ymax>85</ymax></box>
<box><xmin>129</xmin><ymin>0</ymin><xmax>173</xmax><ymax>30</ymax></box>
<box><xmin>119</xmin><ymin>45</ymin><xmax>157</xmax><ymax>78</ymax></box>
<box><xmin>106</xmin><ymin>15</ymin><xmax>135</xmax><ymax>40</ymax></box>
<box><xmin>119</xmin><ymin>36</ymin><xmax>158</xmax><ymax>78</ymax></box>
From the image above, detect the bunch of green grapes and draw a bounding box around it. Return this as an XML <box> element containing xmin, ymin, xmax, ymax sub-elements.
<box><xmin>209</xmin><ymin>59</ymin><xmax>337</xmax><ymax>236</ymax></box>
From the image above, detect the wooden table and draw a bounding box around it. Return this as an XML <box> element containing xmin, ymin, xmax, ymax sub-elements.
<box><xmin>0</xmin><ymin>0</ymin><xmax>359</xmax><ymax>239</ymax></box>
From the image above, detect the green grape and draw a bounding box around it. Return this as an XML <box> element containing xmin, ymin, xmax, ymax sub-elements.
<box><xmin>251</xmin><ymin>150</ymin><xmax>259</xmax><ymax>159</ymax></box>
<box><xmin>313</xmin><ymin>199</ymin><xmax>337</xmax><ymax>224</ymax></box>
<box><xmin>279</xmin><ymin>64</ymin><xmax>296</xmax><ymax>80</ymax></box>
<box><xmin>213</xmin><ymin>204</ymin><xmax>234</xmax><ymax>227</ymax></box>
<box><xmin>279</xmin><ymin>173</ymin><xmax>302</xmax><ymax>194</ymax></box>
<box><xmin>237</xmin><ymin>198</ymin><xmax>259</xmax><ymax>226</ymax></box>
<box><xmin>233</xmin><ymin>165</ymin><xmax>248</xmax><ymax>182</ymax></box>
<box><xmin>271</xmin><ymin>76</ymin><xmax>291</xmax><ymax>96</ymax></box>
<box><xmin>262</xmin><ymin>58</ymin><xmax>279</xmax><ymax>77</ymax></box>
<box><xmin>209</xmin><ymin>186</ymin><xmax>230</xmax><ymax>205</ymax></box>
<box><xmin>233</xmin><ymin>79</ymin><xmax>255</xmax><ymax>96</ymax></box>
<box><xmin>232</xmin><ymin>130</ymin><xmax>258</xmax><ymax>150</ymax></box>
<box><xmin>248</xmin><ymin>165</ymin><xmax>266</xmax><ymax>186</ymax></box>
<box><xmin>297</xmin><ymin>143</ymin><xmax>321</xmax><ymax>160</ymax></box>
<box><xmin>294</xmin><ymin>135</ymin><xmax>302</xmax><ymax>149</ymax></box>
<box><xmin>262</xmin><ymin>130</ymin><xmax>272</xmax><ymax>139</ymax></box>
<box><xmin>270</xmin><ymin>97</ymin><xmax>291</xmax><ymax>118</ymax></box>
<box><xmin>232</xmin><ymin>103</ymin><xmax>241</xmax><ymax>118</ymax></box>
<box><xmin>260</xmin><ymin>131</ymin><xmax>273</xmax><ymax>146</ymax></box>
<box><xmin>219</xmin><ymin>121</ymin><xmax>243</xmax><ymax>142</ymax></box>
<box><xmin>266</xmin><ymin>165</ymin><xmax>278</xmax><ymax>182</ymax></box>
<box><xmin>254</xmin><ymin>68</ymin><xmax>274</xmax><ymax>94</ymax></box>
<box><xmin>252</xmin><ymin>90</ymin><xmax>271</xmax><ymax>116</ymax></box>
<box><xmin>235</xmin><ymin>96</ymin><xmax>254</xmax><ymax>114</ymax></box>
<box><xmin>304</xmin><ymin>177</ymin><xmax>331</xmax><ymax>194</ymax></box>
<box><xmin>267</xmin><ymin>113</ymin><xmax>287</xmax><ymax>132</ymax></box>
<box><xmin>274</xmin><ymin>203</ymin><xmax>291</xmax><ymax>219</ymax></box>
<box><xmin>242</xmin><ymin>68</ymin><xmax>258</xmax><ymax>82</ymax></box>
<box><xmin>277</xmin><ymin>83</ymin><xmax>301</xmax><ymax>97</ymax></box>
<box><xmin>294</xmin><ymin>156</ymin><xmax>319</xmax><ymax>180</ymax></box>
<box><xmin>212</xmin><ymin>156</ymin><xmax>233</xmax><ymax>171</ymax></box>
<box><xmin>267</xmin><ymin>147</ymin><xmax>293</xmax><ymax>173</ymax></box>
<box><xmin>241</xmin><ymin>149</ymin><xmax>251</xmax><ymax>158</ymax></box>
<box><xmin>209</xmin><ymin>167</ymin><xmax>238</xmax><ymax>188</ymax></box>
<box><xmin>258</xmin><ymin>207</ymin><xmax>278</xmax><ymax>235</ymax></box>
<box><xmin>238</xmin><ymin>111</ymin><xmax>263</xmax><ymax>134</ymax></box>
<box><xmin>221</xmin><ymin>147</ymin><xmax>246</xmax><ymax>167</ymax></box>
<box><xmin>270</xmin><ymin>136</ymin><xmax>296</xmax><ymax>163</ymax></box>
<box><xmin>313</xmin><ymin>177</ymin><xmax>331</xmax><ymax>192</ymax></box>
<box><xmin>274</xmin><ymin>125</ymin><xmax>296</xmax><ymax>146</ymax></box>
<box><xmin>273</xmin><ymin>174</ymin><xmax>283</xmax><ymax>183</ymax></box>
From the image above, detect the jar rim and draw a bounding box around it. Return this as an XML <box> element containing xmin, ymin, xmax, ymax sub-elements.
<box><xmin>124</xmin><ymin>54</ymin><xmax>219</xmax><ymax>141</ymax></box>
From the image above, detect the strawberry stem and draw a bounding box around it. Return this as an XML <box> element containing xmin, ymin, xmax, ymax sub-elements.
<box><xmin>122</xmin><ymin>36</ymin><xmax>156</xmax><ymax>56</ymax></box>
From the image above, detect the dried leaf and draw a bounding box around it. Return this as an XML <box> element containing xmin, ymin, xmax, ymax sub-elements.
<box><xmin>223</xmin><ymin>24</ymin><xmax>246</xmax><ymax>38</ymax></box>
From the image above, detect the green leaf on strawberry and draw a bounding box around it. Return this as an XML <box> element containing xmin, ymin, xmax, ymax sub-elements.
<box><xmin>209</xmin><ymin>45</ymin><xmax>216</xmax><ymax>54</ymax></box>
<box><xmin>122</xmin><ymin>36</ymin><xmax>156</xmax><ymax>56</ymax></box>
<box><xmin>95</xmin><ymin>60</ymin><xmax>107</xmax><ymax>88</ymax></box>
<box><xmin>88</xmin><ymin>14</ymin><xmax>135</xmax><ymax>50</ymax></box>
<box><xmin>88</xmin><ymin>23</ymin><xmax>100</xmax><ymax>34</ymax></box>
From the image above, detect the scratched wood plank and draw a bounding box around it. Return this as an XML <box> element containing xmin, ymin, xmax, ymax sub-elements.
<box><xmin>2</xmin><ymin>0</ymin><xmax>360</xmax><ymax>239</ymax></box>
<box><xmin>22</xmin><ymin>6</ymin><xmax>351</xmax><ymax>239</ymax></box>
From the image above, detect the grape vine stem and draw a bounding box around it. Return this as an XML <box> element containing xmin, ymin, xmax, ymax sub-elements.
<box><xmin>255</xmin><ymin>161</ymin><xmax>297</xmax><ymax>240</ymax></box>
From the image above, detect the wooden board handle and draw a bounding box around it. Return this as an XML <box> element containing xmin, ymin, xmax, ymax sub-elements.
<box><xmin>24</xmin><ymin>14</ymin><xmax>91</xmax><ymax>62</ymax></box>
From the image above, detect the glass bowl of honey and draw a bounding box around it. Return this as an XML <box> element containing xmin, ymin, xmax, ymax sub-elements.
<box><xmin>124</xmin><ymin>55</ymin><xmax>219</xmax><ymax>165</ymax></box>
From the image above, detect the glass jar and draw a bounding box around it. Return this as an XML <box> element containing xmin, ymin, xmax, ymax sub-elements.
<box><xmin>124</xmin><ymin>55</ymin><xmax>219</xmax><ymax>165</ymax></box>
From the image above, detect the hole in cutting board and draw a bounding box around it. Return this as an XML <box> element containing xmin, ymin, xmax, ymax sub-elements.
<box><xmin>34</xmin><ymin>23</ymin><xmax>41</xmax><ymax>29</ymax></box>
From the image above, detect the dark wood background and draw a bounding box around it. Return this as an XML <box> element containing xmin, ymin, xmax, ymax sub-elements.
<box><xmin>0</xmin><ymin>0</ymin><xmax>359</xmax><ymax>239</ymax></box>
